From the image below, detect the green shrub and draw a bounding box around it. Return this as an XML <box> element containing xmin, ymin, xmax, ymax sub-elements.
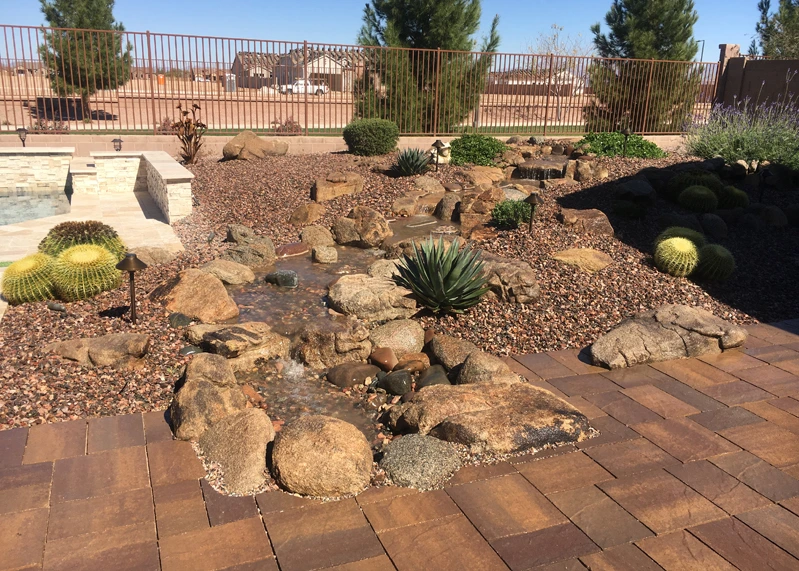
<box><xmin>491</xmin><ymin>200</ymin><xmax>533</xmax><ymax>228</ymax></box>
<box><xmin>52</xmin><ymin>244</ymin><xmax>122</xmax><ymax>302</ymax></box>
<box><xmin>393</xmin><ymin>148</ymin><xmax>430</xmax><ymax>176</ymax></box>
<box><xmin>665</xmin><ymin>169</ymin><xmax>724</xmax><ymax>201</ymax></box>
<box><xmin>342</xmin><ymin>118</ymin><xmax>399</xmax><ymax>156</ymax></box>
<box><xmin>654</xmin><ymin>227</ymin><xmax>707</xmax><ymax>249</ymax></box>
<box><xmin>394</xmin><ymin>237</ymin><xmax>490</xmax><ymax>314</ymax></box>
<box><xmin>39</xmin><ymin>221</ymin><xmax>126</xmax><ymax>260</ymax></box>
<box><xmin>695</xmin><ymin>244</ymin><xmax>736</xmax><ymax>281</ymax></box>
<box><xmin>575</xmin><ymin>132</ymin><xmax>667</xmax><ymax>159</ymax></box>
<box><xmin>1</xmin><ymin>253</ymin><xmax>55</xmax><ymax>305</ymax></box>
<box><xmin>678</xmin><ymin>185</ymin><xmax>719</xmax><ymax>213</ymax></box>
<box><xmin>717</xmin><ymin>185</ymin><xmax>750</xmax><ymax>209</ymax></box>
<box><xmin>449</xmin><ymin>134</ymin><xmax>507</xmax><ymax>166</ymax></box>
<box><xmin>654</xmin><ymin>237</ymin><xmax>700</xmax><ymax>277</ymax></box>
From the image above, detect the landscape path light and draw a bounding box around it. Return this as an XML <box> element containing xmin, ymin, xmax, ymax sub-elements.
<box><xmin>621</xmin><ymin>127</ymin><xmax>631</xmax><ymax>158</ymax></box>
<box><xmin>112</xmin><ymin>137</ymin><xmax>123</xmax><ymax>152</ymax></box>
<box><xmin>116</xmin><ymin>253</ymin><xmax>148</xmax><ymax>325</ymax></box>
<box><xmin>17</xmin><ymin>127</ymin><xmax>27</xmax><ymax>147</ymax></box>
<box><xmin>432</xmin><ymin>139</ymin><xmax>446</xmax><ymax>172</ymax></box>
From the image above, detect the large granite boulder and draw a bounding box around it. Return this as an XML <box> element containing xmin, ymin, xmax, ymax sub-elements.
<box><xmin>150</xmin><ymin>269</ymin><xmax>239</xmax><ymax>323</ymax></box>
<box><xmin>388</xmin><ymin>382</ymin><xmax>590</xmax><ymax>454</ymax></box>
<box><xmin>367</xmin><ymin>259</ymin><xmax>401</xmax><ymax>280</ymax></box>
<box><xmin>223</xmin><ymin>131</ymin><xmax>288</xmax><ymax>160</ymax></box>
<box><xmin>456</xmin><ymin>351</ymin><xmax>519</xmax><ymax>384</ymax></box>
<box><xmin>198</xmin><ymin>409</ymin><xmax>274</xmax><ymax>494</ymax></box>
<box><xmin>559</xmin><ymin>208</ymin><xmax>615</xmax><ymax>236</ymax></box>
<box><xmin>311</xmin><ymin>172</ymin><xmax>364</xmax><ymax>202</ymax></box>
<box><xmin>434</xmin><ymin>194</ymin><xmax>461</xmax><ymax>222</ymax></box>
<box><xmin>379</xmin><ymin>434</ymin><xmax>461</xmax><ymax>489</ymax></box>
<box><xmin>200</xmin><ymin>258</ymin><xmax>256</xmax><ymax>285</ymax></box>
<box><xmin>186</xmin><ymin>322</ymin><xmax>289</xmax><ymax>360</ymax></box>
<box><xmin>328</xmin><ymin>274</ymin><xmax>417</xmax><ymax>322</ymax></box>
<box><xmin>169</xmin><ymin>354</ymin><xmax>247</xmax><ymax>440</ymax></box>
<box><xmin>590</xmin><ymin>304</ymin><xmax>748</xmax><ymax>369</ymax></box>
<box><xmin>292</xmin><ymin>318</ymin><xmax>372</xmax><ymax>370</ymax></box>
<box><xmin>46</xmin><ymin>333</ymin><xmax>150</xmax><ymax>369</ymax></box>
<box><xmin>429</xmin><ymin>334</ymin><xmax>479</xmax><ymax>370</ymax></box>
<box><xmin>271</xmin><ymin>415</ymin><xmax>373</xmax><ymax>497</ymax></box>
<box><xmin>551</xmin><ymin>248</ymin><xmax>614</xmax><ymax>274</ymax></box>
<box><xmin>482</xmin><ymin>255</ymin><xmax>541</xmax><ymax>304</ymax></box>
<box><xmin>332</xmin><ymin>207</ymin><xmax>393</xmax><ymax>248</ymax></box>
<box><xmin>369</xmin><ymin>319</ymin><xmax>425</xmax><ymax>359</ymax></box>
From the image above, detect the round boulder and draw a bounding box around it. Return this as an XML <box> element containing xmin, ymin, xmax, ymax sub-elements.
<box><xmin>369</xmin><ymin>320</ymin><xmax>425</xmax><ymax>359</ymax></box>
<box><xmin>456</xmin><ymin>351</ymin><xmax>519</xmax><ymax>384</ymax></box>
<box><xmin>271</xmin><ymin>415</ymin><xmax>373</xmax><ymax>497</ymax></box>
<box><xmin>379</xmin><ymin>434</ymin><xmax>461</xmax><ymax>489</ymax></box>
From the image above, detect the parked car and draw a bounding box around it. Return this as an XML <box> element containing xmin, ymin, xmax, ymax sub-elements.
<box><xmin>279</xmin><ymin>80</ymin><xmax>329</xmax><ymax>95</ymax></box>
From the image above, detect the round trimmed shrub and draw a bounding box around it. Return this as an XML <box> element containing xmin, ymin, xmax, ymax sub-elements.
<box><xmin>449</xmin><ymin>134</ymin><xmax>507</xmax><ymax>166</ymax></box>
<box><xmin>343</xmin><ymin>119</ymin><xmax>399</xmax><ymax>156</ymax></box>
<box><xmin>678</xmin><ymin>185</ymin><xmax>719</xmax><ymax>213</ymax></box>
<box><xmin>39</xmin><ymin>220</ymin><xmax>126</xmax><ymax>260</ymax></box>
<box><xmin>654</xmin><ymin>226</ymin><xmax>707</xmax><ymax>249</ymax></box>
<box><xmin>52</xmin><ymin>245</ymin><xmax>122</xmax><ymax>302</ymax></box>
<box><xmin>665</xmin><ymin>169</ymin><xmax>724</xmax><ymax>201</ymax></box>
<box><xmin>1</xmin><ymin>253</ymin><xmax>55</xmax><ymax>305</ymax></box>
<box><xmin>654</xmin><ymin>237</ymin><xmax>700</xmax><ymax>277</ymax></box>
<box><xmin>718</xmin><ymin>185</ymin><xmax>750</xmax><ymax>209</ymax></box>
<box><xmin>491</xmin><ymin>200</ymin><xmax>533</xmax><ymax>228</ymax></box>
<box><xmin>696</xmin><ymin>244</ymin><xmax>736</xmax><ymax>281</ymax></box>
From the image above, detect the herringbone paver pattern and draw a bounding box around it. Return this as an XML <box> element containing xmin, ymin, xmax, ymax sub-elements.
<box><xmin>2</xmin><ymin>320</ymin><xmax>799</xmax><ymax>569</ymax></box>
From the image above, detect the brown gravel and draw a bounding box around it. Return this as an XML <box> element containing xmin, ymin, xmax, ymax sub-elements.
<box><xmin>1</xmin><ymin>148</ymin><xmax>797</xmax><ymax>429</ymax></box>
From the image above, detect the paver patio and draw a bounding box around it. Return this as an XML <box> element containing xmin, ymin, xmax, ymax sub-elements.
<box><xmin>2</xmin><ymin>319</ymin><xmax>799</xmax><ymax>570</ymax></box>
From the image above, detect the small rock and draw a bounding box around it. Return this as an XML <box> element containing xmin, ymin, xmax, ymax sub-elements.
<box><xmin>429</xmin><ymin>334</ymin><xmax>478</xmax><ymax>370</ymax></box>
<box><xmin>327</xmin><ymin>362</ymin><xmax>382</xmax><ymax>388</ymax></box>
<box><xmin>379</xmin><ymin>434</ymin><xmax>461</xmax><ymax>489</ymax></box>
<box><xmin>312</xmin><ymin>246</ymin><xmax>338</xmax><ymax>264</ymax></box>
<box><xmin>379</xmin><ymin>369</ymin><xmax>413</xmax><ymax>395</ymax></box>
<box><xmin>179</xmin><ymin>345</ymin><xmax>202</xmax><ymax>356</ymax></box>
<box><xmin>275</xmin><ymin>242</ymin><xmax>310</xmax><ymax>258</ymax></box>
<box><xmin>46</xmin><ymin>301</ymin><xmax>66</xmax><ymax>313</ymax></box>
<box><xmin>264</xmin><ymin>270</ymin><xmax>299</xmax><ymax>289</ymax></box>
<box><xmin>417</xmin><ymin>364</ymin><xmax>450</xmax><ymax>389</ymax></box>
<box><xmin>169</xmin><ymin>312</ymin><xmax>193</xmax><ymax>328</ymax></box>
<box><xmin>551</xmin><ymin>248</ymin><xmax>614</xmax><ymax>273</ymax></box>
<box><xmin>370</xmin><ymin>347</ymin><xmax>399</xmax><ymax>372</ymax></box>
<box><xmin>369</xmin><ymin>319</ymin><xmax>425</xmax><ymax>359</ymax></box>
<box><xmin>414</xmin><ymin>176</ymin><xmax>445</xmax><ymax>193</ymax></box>
<box><xmin>289</xmin><ymin>203</ymin><xmax>326</xmax><ymax>226</ymax></box>
<box><xmin>200</xmin><ymin>258</ymin><xmax>256</xmax><ymax>285</ymax></box>
<box><xmin>456</xmin><ymin>351</ymin><xmax>519</xmax><ymax>384</ymax></box>
<box><xmin>301</xmin><ymin>225</ymin><xmax>335</xmax><ymax>248</ymax></box>
<box><xmin>395</xmin><ymin>352</ymin><xmax>431</xmax><ymax>371</ymax></box>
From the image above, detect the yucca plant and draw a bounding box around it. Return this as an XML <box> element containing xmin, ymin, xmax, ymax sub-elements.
<box><xmin>394</xmin><ymin>237</ymin><xmax>490</xmax><ymax>314</ymax></box>
<box><xmin>393</xmin><ymin>148</ymin><xmax>431</xmax><ymax>176</ymax></box>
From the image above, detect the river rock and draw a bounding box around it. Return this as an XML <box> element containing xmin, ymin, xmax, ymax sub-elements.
<box><xmin>328</xmin><ymin>274</ymin><xmax>417</xmax><ymax>322</ymax></box>
<box><xmin>551</xmin><ymin>248</ymin><xmax>614</xmax><ymax>273</ymax></box>
<box><xmin>369</xmin><ymin>319</ymin><xmax>425</xmax><ymax>359</ymax></box>
<box><xmin>396</xmin><ymin>352</ymin><xmax>431</xmax><ymax>372</ymax></box>
<box><xmin>300</xmin><ymin>225</ymin><xmax>335</xmax><ymax>248</ymax></box>
<box><xmin>222</xmin><ymin>131</ymin><xmax>288</xmax><ymax>160</ymax></box>
<box><xmin>429</xmin><ymin>334</ymin><xmax>478</xmax><ymax>370</ymax></box>
<box><xmin>379</xmin><ymin>369</ymin><xmax>413</xmax><ymax>395</ymax></box>
<box><xmin>289</xmin><ymin>203</ymin><xmax>326</xmax><ymax>226</ymax></box>
<box><xmin>332</xmin><ymin>207</ymin><xmax>393</xmax><ymax>248</ymax></box>
<box><xmin>379</xmin><ymin>434</ymin><xmax>461</xmax><ymax>489</ymax></box>
<box><xmin>388</xmin><ymin>382</ymin><xmax>590</xmax><ymax>454</ymax></box>
<box><xmin>198</xmin><ymin>409</ymin><xmax>274</xmax><ymax>494</ymax></box>
<box><xmin>456</xmin><ymin>351</ymin><xmax>519</xmax><ymax>384</ymax></box>
<box><xmin>264</xmin><ymin>270</ymin><xmax>299</xmax><ymax>288</ymax></box>
<box><xmin>327</xmin><ymin>362</ymin><xmax>381</xmax><ymax>388</ymax></box>
<box><xmin>150</xmin><ymin>269</ymin><xmax>239</xmax><ymax>323</ymax></box>
<box><xmin>417</xmin><ymin>364</ymin><xmax>451</xmax><ymax>389</ymax></box>
<box><xmin>200</xmin><ymin>258</ymin><xmax>256</xmax><ymax>285</ymax></box>
<box><xmin>370</xmin><ymin>347</ymin><xmax>399</xmax><ymax>372</ymax></box>
<box><xmin>275</xmin><ymin>243</ymin><xmax>309</xmax><ymax>258</ymax></box>
<box><xmin>271</xmin><ymin>415</ymin><xmax>373</xmax><ymax>497</ymax></box>
<box><xmin>312</xmin><ymin>246</ymin><xmax>338</xmax><ymax>264</ymax></box>
<box><xmin>293</xmin><ymin>318</ymin><xmax>372</xmax><ymax>370</ymax></box>
<box><xmin>46</xmin><ymin>333</ymin><xmax>150</xmax><ymax>369</ymax></box>
<box><xmin>590</xmin><ymin>304</ymin><xmax>748</xmax><ymax>369</ymax></box>
<box><xmin>186</xmin><ymin>322</ymin><xmax>289</xmax><ymax>360</ymax></box>
<box><xmin>559</xmin><ymin>208</ymin><xmax>615</xmax><ymax>236</ymax></box>
<box><xmin>312</xmin><ymin>172</ymin><xmax>364</xmax><ymax>202</ymax></box>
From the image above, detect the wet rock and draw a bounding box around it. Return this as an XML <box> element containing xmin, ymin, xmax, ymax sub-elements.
<box><xmin>200</xmin><ymin>258</ymin><xmax>256</xmax><ymax>285</ymax></box>
<box><xmin>590</xmin><ymin>304</ymin><xmax>748</xmax><ymax>369</ymax></box>
<box><xmin>221</xmin><ymin>224</ymin><xmax>277</xmax><ymax>267</ymax></box>
<box><xmin>414</xmin><ymin>176</ymin><xmax>445</xmax><ymax>193</ymax></box>
<box><xmin>391</xmin><ymin>195</ymin><xmax>418</xmax><ymax>217</ymax></box>
<box><xmin>327</xmin><ymin>362</ymin><xmax>381</xmax><ymax>388</ymax></box>
<box><xmin>275</xmin><ymin>242</ymin><xmax>309</xmax><ymax>258</ymax></box>
<box><xmin>289</xmin><ymin>202</ymin><xmax>326</xmax><ymax>226</ymax></box>
<box><xmin>482</xmin><ymin>255</ymin><xmax>541</xmax><ymax>304</ymax></box>
<box><xmin>551</xmin><ymin>248</ymin><xmax>614</xmax><ymax>274</ymax></box>
<box><xmin>271</xmin><ymin>415</ymin><xmax>373</xmax><ymax>497</ymax></box>
<box><xmin>559</xmin><ymin>208</ymin><xmax>615</xmax><ymax>236</ymax></box>
<box><xmin>300</xmin><ymin>225</ymin><xmax>335</xmax><ymax>248</ymax></box>
<box><xmin>264</xmin><ymin>270</ymin><xmax>299</xmax><ymax>289</ymax></box>
<box><xmin>328</xmin><ymin>274</ymin><xmax>417</xmax><ymax>322</ymax></box>
<box><xmin>456</xmin><ymin>351</ymin><xmax>519</xmax><ymax>384</ymax></box>
<box><xmin>293</xmin><ymin>318</ymin><xmax>372</xmax><ymax>370</ymax></box>
<box><xmin>379</xmin><ymin>434</ymin><xmax>461</xmax><ymax>489</ymax></box>
<box><xmin>379</xmin><ymin>369</ymin><xmax>413</xmax><ymax>395</ymax></box>
<box><xmin>332</xmin><ymin>206</ymin><xmax>393</xmax><ymax>248</ymax></box>
<box><xmin>396</xmin><ymin>352</ymin><xmax>431</xmax><ymax>372</ymax></box>
<box><xmin>370</xmin><ymin>347</ymin><xmax>399</xmax><ymax>372</ymax></box>
<box><xmin>417</xmin><ymin>364</ymin><xmax>450</xmax><ymax>389</ymax></box>
<box><xmin>46</xmin><ymin>333</ymin><xmax>150</xmax><ymax>369</ymax></box>
<box><xmin>169</xmin><ymin>313</ymin><xmax>193</xmax><ymax>328</ymax></box>
<box><xmin>367</xmin><ymin>259</ymin><xmax>401</xmax><ymax>280</ymax></box>
<box><xmin>389</xmin><ymin>382</ymin><xmax>589</xmax><ymax>454</ymax></box>
<box><xmin>198</xmin><ymin>409</ymin><xmax>274</xmax><ymax>494</ymax></box>
<box><xmin>700</xmin><ymin>213</ymin><xmax>728</xmax><ymax>240</ymax></box>
<box><xmin>312</xmin><ymin>246</ymin><xmax>338</xmax><ymax>264</ymax></box>
<box><xmin>312</xmin><ymin>172</ymin><xmax>364</xmax><ymax>202</ymax></box>
<box><xmin>150</xmin><ymin>269</ymin><xmax>240</xmax><ymax>323</ymax></box>
<box><xmin>503</xmin><ymin>187</ymin><xmax>529</xmax><ymax>201</ymax></box>
<box><xmin>433</xmin><ymin>193</ymin><xmax>461</xmax><ymax>222</ymax></box>
<box><xmin>429</xmin><ymin>334</ymin><xmax>478</xmax><ymax>370</ymax></box>
<box><xmin>369</xmin><ymin>319</ymin><xmax>425</xmax><ymax>359</ymax></box>
<box><xmin>187</xmin><ymin>322</ymin><xmax>290</xmax><ymax>360</ymax></box>
<box><xmin>223</xmin><ymin>130</ymin><xmax>288</xmax><ymax>160</ymax></box>
<box><xmin>179</xmin><ymin>345</ymin><xmax>202</xmax><ymax>356</ymax></box>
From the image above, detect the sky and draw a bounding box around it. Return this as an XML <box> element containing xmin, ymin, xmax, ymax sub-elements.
<box><xmin>3</xmin><ymin>0</ymin><xmax>763</xmax><ymax>61</ymax></box>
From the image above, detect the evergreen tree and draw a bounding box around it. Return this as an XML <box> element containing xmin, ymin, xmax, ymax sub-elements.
<box><xmin>586</xmin><ymin>0</ymin><xmax>700</xmax><ymax>133</ymax></box>
<box><xmin>39</xmin><ymin>0</ymin><xmax>131</xmax><ymax>118</ymax></box>
<box><xmin>755</xmin><ymin>1</ymin><xmax>799</xmax><ymax>58</ymax></box>
<box><xmin>356</xmin><ymin>0</ymin><xmax>500</xmax><ymax>133</ymax></box>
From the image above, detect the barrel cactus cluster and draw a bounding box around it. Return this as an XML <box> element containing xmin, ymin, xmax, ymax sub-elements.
<box><xmin>653</xmin><ymin>226</ymin><xmax>735</xmax><ymax>281</ymax></box>
<box><xmin>678</xmin><ymin>185</ymin><xmax>719</xmax><ymax>213</ymax></box>
<box><xmin>665</xmin><ymin>169</ymin><xmax>724</xmax><ymax>201</ymax></box>
<box><xmin>1</xmin><ymin>221</ymin><xmax>125</xmax><ymax>305</ymax></box>
<box><xmin>717</xmin><ymin>185</ymin><xmax>750</xmax><ymax>209</ymax></box>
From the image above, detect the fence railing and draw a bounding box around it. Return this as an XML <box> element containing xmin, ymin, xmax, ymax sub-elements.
<box><xmin>0</xmin><ymin>24</ymin><xmax>720</xmax><ymax>136</ymax></box>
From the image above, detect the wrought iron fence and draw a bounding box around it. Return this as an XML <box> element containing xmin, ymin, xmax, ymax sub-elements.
<box><xmin>0</xmin><ymin>24</ymin><xmax>720</xmax><ymax>136</ymax></box>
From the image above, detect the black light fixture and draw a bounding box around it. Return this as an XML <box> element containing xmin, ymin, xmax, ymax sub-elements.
<box><xmin>116</xmin><ymin>253</ymin><xmax>148</xmax><ymax>324</ymax></box>
<box><xmin>112</xmin><ymin>137</ymin><xmax>123</xmax><ymax>152</ymax></box>
<box><xmin>432</xmin><ymin>139</ymin><xmax>446</xmax><ymax>172</ymax></box>
<box><xmin>17</xmin><ymin>127</ymin><xmax>27</xmax><ymax>147</ymax></box>
<box><xmin>621</xmin><ymin>127</ymin><xmax>632</xmax><ymax>158</ymax></box>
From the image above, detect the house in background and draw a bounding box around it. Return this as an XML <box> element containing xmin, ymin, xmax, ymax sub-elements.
<box><xmin>232</xmin><ymin>52</ymin><xmax>279</xmax><ymax>88</ymax></box>
<box><xmin>258</xmin><ymin>48</ymin><xmax>367</xmax><ymax>91</ymax></box>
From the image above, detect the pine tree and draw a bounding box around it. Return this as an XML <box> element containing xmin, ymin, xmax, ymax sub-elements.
<box><xmin>356</xmin><ymin>0</ymin><xmax>500</xmax><ymax>133</ymax></box>
<box><xmin>586</xmin><ymin>0</ymin><xmax>700</xmax><ymax>133</ymax></box>
<box><xmin>39</xmin><ymin>0</ymin><xmax>131</xmax><ymax>118</ymax></box>
<box><xmin>755</xmin><ymin>1</ymin><xmax>799</xmax><ymax>58</ymax></box>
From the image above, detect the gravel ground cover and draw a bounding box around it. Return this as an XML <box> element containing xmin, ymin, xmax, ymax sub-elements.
<box><xmin>1</xmin><ymin>148</ymin><xmax>797</xmax><ymax>428</ymax></box>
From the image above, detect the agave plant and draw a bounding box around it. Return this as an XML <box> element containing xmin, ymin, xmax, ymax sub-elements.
<box><xmin>394</xmin><ymin>237</ymin><xmax>490</xmax><ymax>314</ymax></box>
<box><xmin>393</xmin><ymin>148</ymin><xmax>431</xmax><ymax>176</ymax></box>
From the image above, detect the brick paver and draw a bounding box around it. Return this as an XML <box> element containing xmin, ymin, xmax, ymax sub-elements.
<box><xmin>3</xmin><ymin>335</ymin><xmax>799</xmax><ymax>570</ymax></box>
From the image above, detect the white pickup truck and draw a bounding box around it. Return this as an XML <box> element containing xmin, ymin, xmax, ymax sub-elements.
<box><xmin>279</xmin><ymin>80</ymin><xmax>329</xmax><ymax>95</ymax></box>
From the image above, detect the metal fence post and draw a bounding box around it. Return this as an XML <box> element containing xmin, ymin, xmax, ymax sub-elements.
<box><xmin>433</xmin><ymin>47</ymin><xmax>442</xmax><ymax>136</ymax></box>
<box><xmin>542</xmin><ymin>53</ymin><xmax>554</xmax><ymax>137</ymax></box>
<box><xmin>146</xmin><ymin>30</ymin><xmax>157</xmax><ymax>134</ymax></box>
<box><xmin>641</xmin><ymin>58</ymin><xmax>655</xmax><ymax>134</ymax></box>
<box><xmin>303</xmin><ymin>40</ymin><xmax>309</xmax><ymax>136</ymax></box>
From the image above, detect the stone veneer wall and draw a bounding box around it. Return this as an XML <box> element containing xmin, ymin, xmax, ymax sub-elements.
<box><xmin>92</xmin><ymin>153</ymin><xmax>148</xmax><ymax>193</ymax></box>
<box><xmin>0</xmin><ymin>148</ymin><xmax>75</xmax><ymax>225</ymax></box>
<box><xmin>141</xmin><ymin>152</ymin><xmax>193</xmax><ymax>223</ymax></box>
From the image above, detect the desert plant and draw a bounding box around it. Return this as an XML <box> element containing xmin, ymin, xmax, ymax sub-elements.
<box><xmin>695</xmin><ymin>244</ymin><xmax>736</xmax><ymax>281</ymax></box>
<box><xmin>39</xmin><ymin>221</ymin><xmax>126</xmax><ymax>260</ymax></box>
<box><xmin>678</xmin><ymin>185</ymin><xmax>719</xmax><ymax>213</ymax></box>
<box><xmin>393</xmin><ymin>148</ymin><xmax>431</xmax><ymax>176</ymax></box>
<box><xmin>394</xmin><ymin>237</ymin><xmax>490</xmax><ymax>314</ymax></box>
<box><xmin>156</xmin><ymin>116</ymin><xmax>175</xmax><ymax>134</ymax></box>
<box><xmin>271</xmin><ymin>116</ymin><xmax>302</xmax><ymax>135</ymax></box>
<box><xmin>172</xmin><ymin>103</ymin><xmax>206</xmax><ymax>164</ymax></box>
<box><xmin>613</xmin><ymin>199</ymin><xmax>649</xmax><ymax>219</ymax></box>
<box><xmin>654</xmin><ymin>237</ymin><xmax>700</xmax><ymax>277</ymax></box>
<box><xmin>654</xmin><ymin>226</ymin><xmax>707</xmax><ymax>249</ymax></box>
<box><xmin>718</xmin><ymin>185</ymin><xmax>750</xmax><ymax>209</ymax></box>
<box><xmin>575</xmin><ymin>132</ymin><xmax>666</xmax><ymax>159</ymax></box>
<box><xmin>665</xmin><ymin>169</ymin><xmax>724</xmax><ymax>201</ymax></box>
<box><xmin>343</xmin><ymin>118</ymin><xmax>399</xmax><ymax>156</ymax></box>
<box><xmin>491</xmin><ymin>200</ymin><xmax>533</xmax><ymax>228</ymax></box>
<box><xmin>449</xmin><ymin>134</ymin><xmax>507</xmax><ymax>166</ymax></box>
<box><xmin>52</xmin><ymin>244</ymin><xmax>122</xmax><ymax>302</ymax></box>
<box><xmin>1</xmin><ymin>253</ymin><xmax>55</xmax><ymax>305</ymax></box>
